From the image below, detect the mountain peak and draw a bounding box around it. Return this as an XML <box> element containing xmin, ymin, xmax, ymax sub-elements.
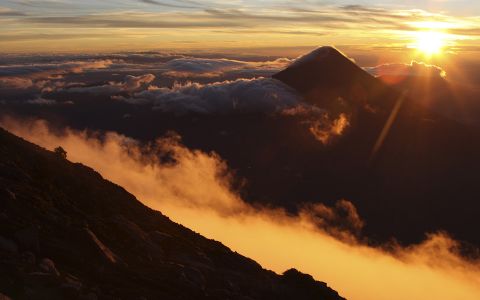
<box><xmin>273</xmin><ymin>46</ymin><xmax>386</xmax><ymax>104</ymax></box>
<box><xmin>289</xmin><ymin>46</ymin><xmax>345</xmax><ymax>68</ymax></box>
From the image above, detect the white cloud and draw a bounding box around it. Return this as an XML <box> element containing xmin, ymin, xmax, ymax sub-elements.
<box><xmin>163</xmin><ymin>57</ymin><xmax>291</xmax><ymax>78</ymax></box>
<box><xmin>64</xmin><ymin>74</ymin><xmax>156</xmax><ymax>95</ymax></box>
<box><xmin>127</xmin><ymin>78</ymin><xmax>301</xmax><ymax>114</ymax></box>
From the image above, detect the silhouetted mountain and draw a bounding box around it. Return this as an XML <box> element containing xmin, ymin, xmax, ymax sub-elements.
<box><xmin>273</xmin><ymin>46</ymin><xmax>390</xmax><ymax>110</ymax></box>
<box><xmin>0</xmin><ymin>128</ymin><xmax>344</xmax><ymax>300</ymax></box>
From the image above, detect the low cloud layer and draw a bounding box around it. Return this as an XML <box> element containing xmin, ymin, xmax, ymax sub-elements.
<box><xmin>163</xmin><ymin>57</ymin><xmax>248</xmax><ymax>77</ymax></box>
<box><xmin>2</xmin><ymin>117</ymin><xmax>480</xmax><ymax>300</ymax></box>
<box><xmin>124</xmin><ymin>78</ymin><xmax>301</xmax><ymax>114</ymax></box>
<box><xmin>366</xmin><ymin>61</ymin><xmax>447</xmax><ymax>79</ymax></box>
<box><xmin>163</xmin><ymin>57</ymin><xmax>290</xmax><ymax>78</ymax></box>
<box><xmin>0</xmin><ymin>59</ymin><xmax>113</xmax><ymax>78</ymax></box>
<box><xmin>65</xmin><ymin>74</ymin><xmax>156</xmax><ymax>95</ymax></box>
<box><xmin>0</xmin><ymin>53</ymin><xmax>291</xmax><ymax>105</ymax></box>
<box><xmin>56</xmin><ymin>75</ymin><xmax>304</xmax><ymax>115</ymax></box>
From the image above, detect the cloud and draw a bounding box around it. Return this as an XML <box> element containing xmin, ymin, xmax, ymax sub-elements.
<box><xmin>61</xmin><ymin>74</ymin><xmax>155</xmax><ymax>95</ymax></box>
<box><xmin>0</xmin><ymin>7</ymin><xmax>26</xmax><ymax>16</ymax></box>
<box><xmin>8</xmin><ymin>6</ymin><xmax>449</xmax><ymax>34</ymax></box>
<box><xmin>163</xmin><ymin>57</ymin><xmax>248</xmax><ymax>77</ymax></box>
<box><xmin>2</xmin><ymin>117</ymin><xmax>480</xmax><ymax>300</ymax></box>
<box><xmin>163</xmin><ymin>57</ymin><xmax>291</xmax><ymax>78</ymax></box>
<box><xmin>0</xmin><ymin>77</ymin><xmax>34</xmax><ymax>89</ymax></box>
<box><xmin>300</xmin><ymin>199</ymin><xmax>364</xmax><ymax>241</ymax></box>
<box><xmin>0</xmin><ymin>77</ymin><xmax>66</xmax><ymax>94</ymax></box>
<box><xmin>0</xmin><ymin>54</ymin><xmax>289</xmax><ymax>92</ymax></box>
<box><xmin>122</xmin><ymin>78</ymin><xmax>302</xmax><ymax>114</ymax></box>
<box><xmin>139</xmin><ymin>0</ymin><xmax>201</xmax><ymax>9</ymax></box>
<box><xmin>123</xmin><ymin>74</ymin><xmax>156</xmax><ymax>90</ymax></box>
<box><xmin>365</xmin><ymin>61</ymin><xmax>447</xmax><ymax>79</ymax></box>
<box><xmin>281</xmin><ymin>105</ymin><xmax>350</xmax><ymax>145</ymax></box>
<box><xmin>0</xmin><ymin>59</ymin><xmax>113</xmax><ymax>77</ymax></box>
<box><xmin>25</xmin><ymin>97</ymin><xmax>57</xmax><ymax>105</ymax></box>
<box><xmin>1</xmin><ymin>1</ymin><xmax>478</xmax><ymax>53</ymax></box>
<box><xmin>308</xmin><ymin>113</ymin><xmax>350</xmax><ymax>145</ymax></box>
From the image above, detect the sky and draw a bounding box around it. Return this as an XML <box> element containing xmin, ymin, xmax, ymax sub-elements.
<box><xmin>0</xmin><ymin>0</ymin><xmax>479</xmax><ymax>56</ymax></box>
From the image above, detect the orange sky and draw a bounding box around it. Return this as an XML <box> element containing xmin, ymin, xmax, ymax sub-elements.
<box><xmin>0</xmin><ymin>1</ymin><xmax>479</xmax><ymax>57</ymax></box>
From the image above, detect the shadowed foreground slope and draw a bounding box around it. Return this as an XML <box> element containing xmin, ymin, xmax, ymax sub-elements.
<box><xmin>0</xmin><ymin>128</ymin><xmax>344</xmax><ymax>300</ymax></box>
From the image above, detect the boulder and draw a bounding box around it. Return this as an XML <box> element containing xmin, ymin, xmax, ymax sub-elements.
<box><xmin>38</xmin><ymin>258</ymin><xmax>60</xmax><ymax>276</ymax></box>
<box><xmin>0</xmin><ymin>292</ymin><xmax>12</xmax><ymax>300</ymax></box>
<box><xmin>79</xmin><ymin>292</ymin><xmax>98</xmax><ymax>300</ymax></box>
<box><xmin>83</xmin><ymin>228</ymin><xmax>119</xmax><ymax>265</ymax></box>
<box><xmin>14</xmin><ymin>227</ymin><xmax>39</xmax><ymax>252</ymax></box>
<box><xmin>0</xmin><ymin>236</ymin><xmax>17</xmax><ymax>253</ymax></box>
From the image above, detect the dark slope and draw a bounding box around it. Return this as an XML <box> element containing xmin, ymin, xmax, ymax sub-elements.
<box><xmin>0</xmin><ymin>128</ymin><xmax>344</xmax><ymax>300</ymax></box>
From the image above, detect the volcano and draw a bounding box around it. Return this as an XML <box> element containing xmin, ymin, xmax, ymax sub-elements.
<box><xmin>274</xmin><ymin>47</ymin><xmax>380</xmax><ymax>93</ymax></box>
<box><xmin>273</xmin><ymin>46</ymin><xmax>391</xmax><ymax>110</ymax></box>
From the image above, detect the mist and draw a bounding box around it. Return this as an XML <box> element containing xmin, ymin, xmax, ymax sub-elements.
<box><xmin>1</xmin><ymin>116</ymin><xmax>480</xmax><ymax>300</ymax></box>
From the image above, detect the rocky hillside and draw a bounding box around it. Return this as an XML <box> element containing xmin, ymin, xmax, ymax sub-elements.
<box><xmin>0</xmin><ymin>127</ymin><xmax>344</xmax><ymax>300</ymax></box>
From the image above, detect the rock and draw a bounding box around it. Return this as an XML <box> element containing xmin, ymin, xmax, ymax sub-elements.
<box><xmin>208</xmin><ymin>288</ymin><xmax>233</xmax><ymax>298</ymax></box>
<box><xmin>19</xmin><ymin>251</ymin><xmax>37</xmax><ymax>272</ymax></box>
<box><xmin>61</xmin><ymin>278</ymin><xmax>82</xmax><ymax>299</ymax></box>
<box><xmin>0</xmin><ymin>236</ymin><xmax>17</xmax><ymax>253</ymax></box>
<box><xmin>149</xmin><ymin>231</ymin><xmax>172</xmax><ymax>244</ymax></box>
<box><xmin>180</xmin><ymin>267</ymin><xmax>206</xmax><ymax>290</ymax></box>
<box><xmin>111</xmin><ymin>216</ymin><xmax>165</xmax><ymax>260</ymax></box>
<box><xmin>5</xmin><ymin>189</ymin><xmax>16</xmax><ymax>200</ymax></box>
<box><xmin>21</xmin><ymin>251</ymin><xmax>36</xmax><ymax>264</ymax></box>
<box><xmin>14</xmin><ymin>227</ymin><xmax>39</xmax><ymax>251</ymax></box>
<box><xmin>25</xmin><ymin>272</ymin><xmax>61</xmax><ymax>287</ymax></box>
<box><xmin>61</xmin><ymin>275</ymin><xmax>82</xmax><ymax>291</ymax></box>
<box><xmin>0</xmin><ymin>212</ymin><xmax>8</xmax><ymax>221</ymax></box>
<box><xmin>38</xmin><ymin>258</ymin><xmax>60</xmax><ymax>276</ymax></box>
<box><xmin>79</xmin><ymin>292</ymin><xmax>98</xmax><ymax>300</ymax></box>
<box><xmin>83</xmin><ymin>228</ymin><xmax>119</xmax><ymax>265</ymax></box>
<box><xmin>0</xmin><ymin>292</ymin><xmax>12</xmax><ymax>300</ymax></box>
<box><xmin>111</xmin><ymin>215</ymin><xmax>148</xmax><ymax>243</ymax></box>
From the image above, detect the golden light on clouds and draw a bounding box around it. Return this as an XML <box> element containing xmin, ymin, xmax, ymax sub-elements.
<box><xmin>2</xmin><ymin>117</ymin><xmax>480</xmax><ymax>300</ymax></box>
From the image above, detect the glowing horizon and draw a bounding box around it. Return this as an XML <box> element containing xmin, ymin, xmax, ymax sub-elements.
<box><xmin>0</xmin><ymin>1</ymin><xmax>479</xmax><ymax>57</ymax></box>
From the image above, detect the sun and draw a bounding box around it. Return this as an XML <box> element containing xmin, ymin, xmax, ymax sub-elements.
<box><xmin>414</xmin><ymin>31</ymin><xmax>446</xmax><ymax>56</ymax></box>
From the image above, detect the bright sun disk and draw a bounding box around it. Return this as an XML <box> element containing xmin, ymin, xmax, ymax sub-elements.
<box><xmin>414</xmin><ymin>31</ymin><xmax>446</xmax><ymax>56</ymax></box>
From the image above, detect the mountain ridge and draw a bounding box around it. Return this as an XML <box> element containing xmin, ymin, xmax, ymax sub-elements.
<box><xmin>0</xmin><ymin>127</ymin><xmax>344</xmax><ymax>300</ymax></box>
